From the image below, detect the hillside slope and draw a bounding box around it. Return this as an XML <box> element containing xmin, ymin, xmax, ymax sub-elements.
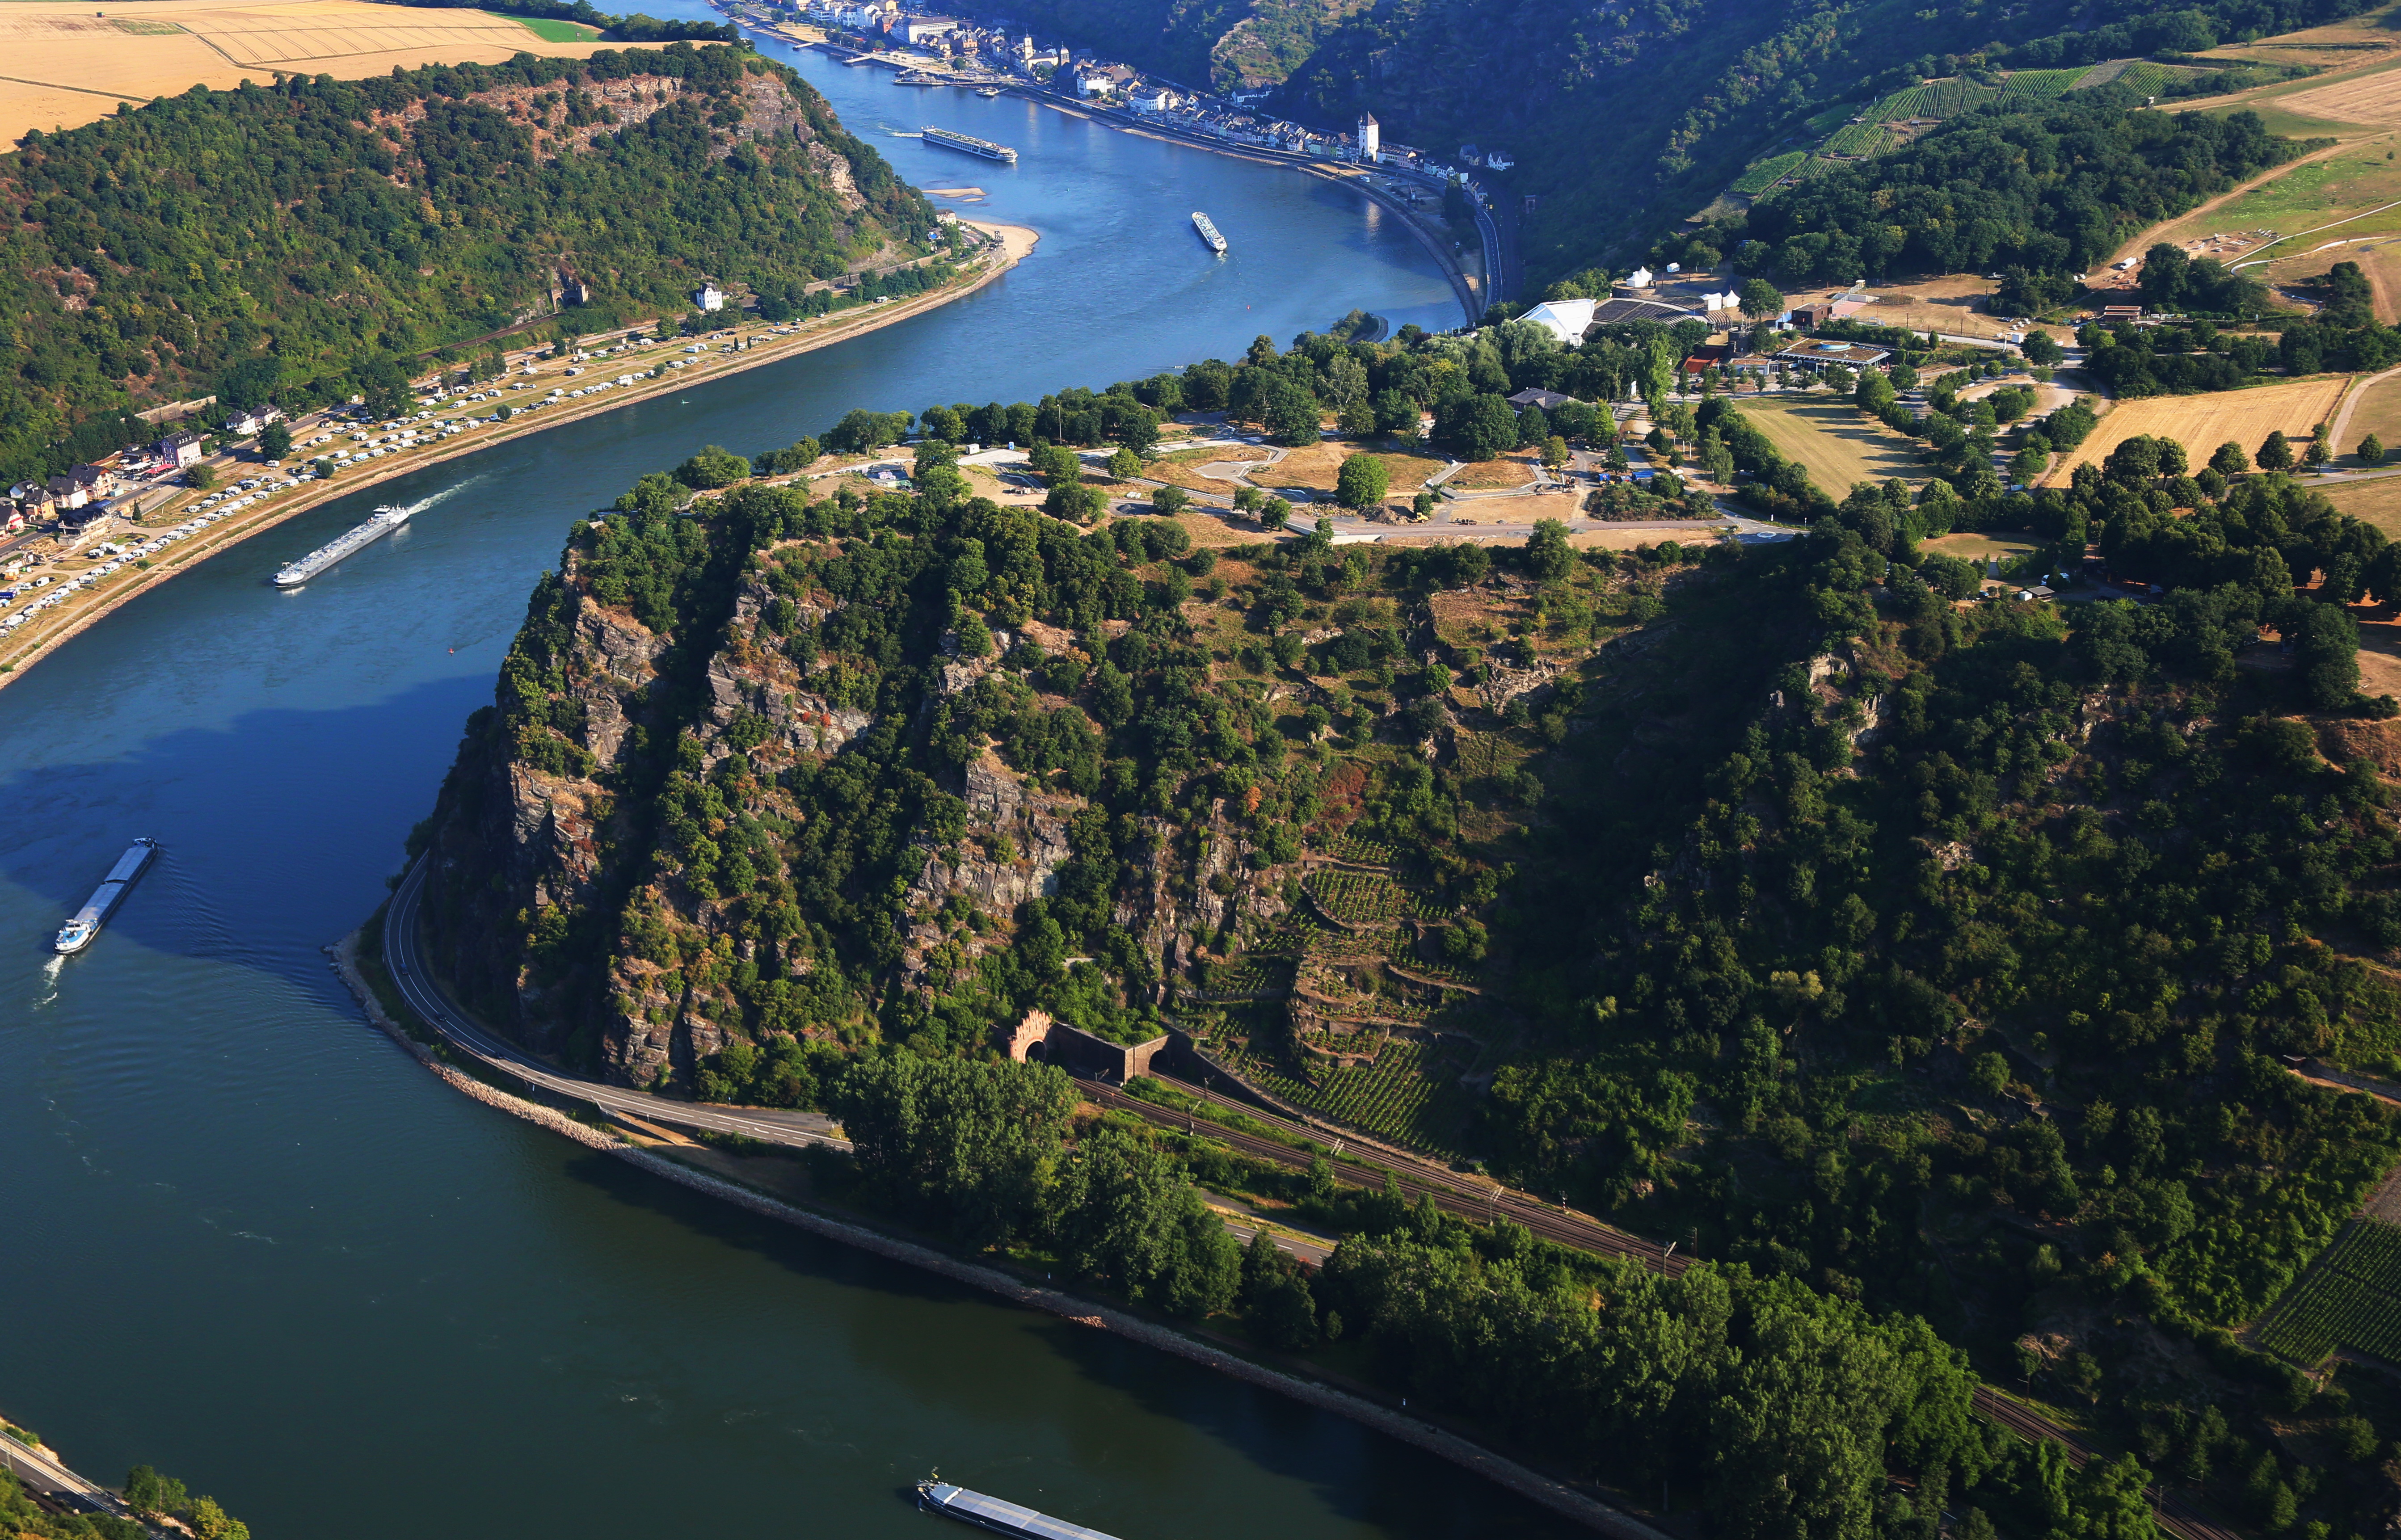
<box><xmin>0</xmin><ymin>41</ymin><xmax>931</xmax><ymax>483</ymax></box>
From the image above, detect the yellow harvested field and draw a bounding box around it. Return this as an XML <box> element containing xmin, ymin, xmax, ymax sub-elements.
<box><xmin>0</xmin><ymin>0</ymin><xmax>616</xmax><ymax>142</ymax></box>
<box><xmin>1733</xmin><ymin>398</ymin><xmax>1927</xmax><ymax>493</ymax></box>
<box><xmin>2325</xmin><ymin>476</ymin><xmax>2401</xmax><ymax>539</ymax></box>
<box><xmin>2270</xmin><ymin>62</ymin><xmax>2401</xmax><ymax>127</ymax></box>
<box><xmin>2054</xmin><ymin>377</ymin><xmax>2350</xmax><ymax>475</ymax></box>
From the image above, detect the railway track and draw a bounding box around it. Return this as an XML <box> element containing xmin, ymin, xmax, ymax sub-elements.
<box><xmin>1092</xmin><ymin>1073</ymin><xmax>2242</xmax><ymax>1540</ymax></box>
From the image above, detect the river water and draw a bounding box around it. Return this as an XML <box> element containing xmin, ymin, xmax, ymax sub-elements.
<box><xmin>0</xmin><ymin>33</ymin><xmax>1564</xmax><ymax>1540</ymax></box>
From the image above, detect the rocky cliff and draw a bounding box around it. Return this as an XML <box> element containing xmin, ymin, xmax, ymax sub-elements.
<box><xmin>410</xmin><ymin>481</ymin><xmax>1325</xmax><ymax>1090</ymax></box>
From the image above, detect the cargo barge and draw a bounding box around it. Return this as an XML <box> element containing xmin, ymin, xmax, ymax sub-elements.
<box><xmin>55</xmin><ymin>839</ymin><xmax>158</xmax><ymax>954</ymax></box>
<box><xmin>916</xmin><ymin>1479</ymin><xmax>1123</xmax><ymax>1540</ymax></box>
<box><xmin>922</xmin><ymin>125</ymin><xmax>1018</xmax><ymax>162</ymax></box>
<box><xmin>274</xmin><ymin>505</ymin><xmax>412</xmax><ymax>587</ymax></box>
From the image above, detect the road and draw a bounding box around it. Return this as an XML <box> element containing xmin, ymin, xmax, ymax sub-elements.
<box><xmin>382</xmin><ymin>857</ymin><xmax>850</xmax><ymax>1150</ymax></box>
<box><xmin>0</xmin><ymin>1431</ymin><xmax>142</xmax><ymax>1526</ymax></box>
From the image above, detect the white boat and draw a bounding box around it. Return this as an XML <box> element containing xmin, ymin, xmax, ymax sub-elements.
<box><xmin>274</xmin><ymin>505</ymin><xmax>412</xmax><ymax>588</ymax></box>
<box><xmin>56</xmin><ymin>839</ymin><xmax>158</xmax><ymax>954</ymax></box>
<box><xmin>1192</xmin><ymin>211</ymin><xmax>1227</xmax><ymax>253</ymax></box>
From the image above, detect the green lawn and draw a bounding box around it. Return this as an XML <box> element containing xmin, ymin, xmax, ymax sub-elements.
<box><xmin>497</xmin><ymin>12</ymin><xmax>602</xmax><ymax>41</ymax></box>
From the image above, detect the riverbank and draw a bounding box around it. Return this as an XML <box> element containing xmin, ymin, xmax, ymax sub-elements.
<box><xmin>328</xmin><ymin>925</ymin><xmax>1662</xmax><ymax>1540</ymax></box>
<box><xmin>726</xmin><ymin>8</ymin><xmax>1481</xmax><ymax>325</ymax></box>
<box><xmin>0</xmin><ymin>220</ymin><xmax>1037</xmax><ymax>692</ymax></box>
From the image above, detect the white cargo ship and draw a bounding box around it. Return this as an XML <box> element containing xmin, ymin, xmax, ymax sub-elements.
<box><xmin>922</xmin><ymin>125</ymin><xmax>1018</xmax><ymax>162</ymax></box>
<box><xmin>916</xmin><ymin>1479</ymin><xmax>1122</xmax><ymax>1540</ymax></box>
<box><xmin>55</xmin><ymin>838</ymin><xmax>158</xmax><ymax>954</ymax></box>
<box><xmin>274</xmin><ymin>505</ymin><xmax>412</xmax><ymax>587</ymax></box>
<box><xmin>1191</xmin><ymin>211</ymin><xmax>1226</xmax><ymax>253</ymax></box>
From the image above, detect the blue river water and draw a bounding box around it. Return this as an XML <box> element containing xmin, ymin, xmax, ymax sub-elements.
<box><xmin>0</xmin><ymin>31</ymin><xmax>1557</xmax><ymax>1540</ymax></box>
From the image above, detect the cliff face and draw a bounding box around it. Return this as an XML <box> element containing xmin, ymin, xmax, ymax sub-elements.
<box><xmin>412</xmin><ymin>488</ymin><xmax>1311</xmax><ymax>1089</ymax></box>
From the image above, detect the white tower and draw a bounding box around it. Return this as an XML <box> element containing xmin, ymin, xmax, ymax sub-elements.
<box><xmin>1357</xmin><ymin>112</ymin><xmax>1381</xmax><ymax>161</ymax></box>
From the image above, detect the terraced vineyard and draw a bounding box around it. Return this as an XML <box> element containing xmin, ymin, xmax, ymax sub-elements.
<box><xmin>1821</xmin><ymin>123</ymin><xmax>1898</xmax><ymax>156</ymax></box>
<box><xmin>1731</xmin><ymin>151</ymin><xmax>1809</xmax><ymax>194</ymax></box>
<box><xmin>1219</xmin><ymin>1035</ymin><xmax>1475</xmax><ymax>1156</ymax></box>
<box><xmin>1189</xmin><ymin>954</ymin><xmax>1294</xmax><ymax>997</ymax></box>
<box><xmin>1326</xmin><ymin>833</ymin><xmax>1399</xmax><ymax>865</ymax></box>
<box><xmin>1307</xmin><ymin>869</ymin><xmax>1446</xmax><ymax>925</ymax></box>
<box><xmin>2260</xmin><ymin>1218</ymin><xmax>2401</xmax><ymax>1365</ymax></box>
<box><xmin>2108</xmin><ymin>60</ymin><xmax>2207</xmax><ymax>97</ymax></box>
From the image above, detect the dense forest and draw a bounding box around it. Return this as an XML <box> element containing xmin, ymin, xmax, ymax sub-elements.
<box><xmin>0</xmin><ymin>41</ymin><xmax>933</xmax><ymax>485</ymax></box>
<box><xmin>1672</xmin><ymin>94</ymin><xmax>2297</xmax><ymax>295</ymax></box>
<box><xmin>406</xmin><ymin>299</ymin><xmax>2401</xmax><ymax>1540</ymax></box>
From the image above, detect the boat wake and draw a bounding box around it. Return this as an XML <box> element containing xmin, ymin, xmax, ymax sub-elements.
<box><xmin>34</xmin><ymin>954</ymin><xmax>62</xmax><ymax>1004</ymax></box>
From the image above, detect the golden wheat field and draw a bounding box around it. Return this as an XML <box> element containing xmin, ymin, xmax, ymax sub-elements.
<box><xmin>2265</xmin><ymin>62</ymin><xmax>2401</xmax><ymax>127</ymax></box>
<box><xmin>2053</xmin><ymin>376</ymin><xmax>2350</xmax><ymax>476</ymax></box>
<box><xmin>0</xmin><ymin>0</ymin><xmax>611</xmax><ymax>141</ymax></box>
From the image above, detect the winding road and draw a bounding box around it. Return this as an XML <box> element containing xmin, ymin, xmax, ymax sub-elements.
<box><xmin>381</xmin><ymin>857</ymin><xmax>850</xmax><ymax>1151</ymax></box>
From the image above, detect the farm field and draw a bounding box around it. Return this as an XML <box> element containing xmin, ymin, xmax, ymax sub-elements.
<box><xmin>2053</xmin><ymin>376</ymin><xmax>2350</xmax><ymax>476</ymax></box>
<box><xmin>2269</xmin><ymin>58</ymin><xmax>2401</xmax><ymax>127</ymax></box>
<box><xmin>0</xmin><ymin>0</ymin><xmax>611</xmax><ymax>140</ymax></box>
<box><xmin>2335</xmin><ymin>370</ymin><xmax>2401</xmax><ymax>461</ymax></box>
<box><xmin>2259</xmin><ymin>1217</ymin><xmax>2401</xmax><ymax>1365</ymax></box>
<box><xmin>1732</xmin><ymin>397</ymin><xmax>1927</xmax><ymax>493</ymax></box>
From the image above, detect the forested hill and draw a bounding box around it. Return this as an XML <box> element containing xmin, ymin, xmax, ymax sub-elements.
<box><xmin>410</xmin><ymin>316</ymin><xmax>2401</xmax><ymax>1537</ymax></box>
<box><xmin>985</xmin><ymin>0</ymin><xmax>2375</xmax><ymax>291</ymax></box>
<box><xmin>0</xmin><ymin>42</ymin><xmax>933</xmax><ymax>485</ymax></box>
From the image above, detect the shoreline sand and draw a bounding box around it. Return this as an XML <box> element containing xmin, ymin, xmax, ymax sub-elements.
<box><xmin>0</xmin><ymin>220</ymin><xmax>1037</xmax><ymax>692</ymax></box>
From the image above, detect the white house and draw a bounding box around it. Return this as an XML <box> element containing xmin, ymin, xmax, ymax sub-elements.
<box><xmin>1128</xmin><ymin>85</ymin><xmax>1178</xmax><ymax>114</ymax></box>
<box><xmin>156</xmin><ymin>431</ymin><xmax>203</xmax><ymax>469</ymax></box>
<box><xmin>696</xmin><ymin>283</ymin><xmax>726</xmax><ymax>312</ymax></box>
<box><xmin>1074</xmin><ymin>63</ymin><xmax>1134</xmax><ymax>96</ymax></box>
<box><xmin>1357</xmin><ymin>111</ymin><xmax>1380</xmax><ymax>160</ymax></box>
<box><xmin>899</xmin><ymin>14</ymin><xmax>958</xmax><ymax>43</ymax></box>
<box><xmin>1517</xmin><ymin>298</ymin><xmax>1599</xmax><ymax>346</ymax></box>
<box><xmin>226</xmin><ymin>405</ymin><xmax>282</xmax><ymax>435</ymax></box>
<box><xmin>1623</xmin><ymin>265</ymin><xmax>1655</xmax><ymax>289</ymax></box>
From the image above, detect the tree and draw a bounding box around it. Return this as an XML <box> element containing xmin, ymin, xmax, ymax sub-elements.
<box><xmin>1028</xmin><ymin>442</ymin><xmax>1082</xmax><ymax>488</ymax></box>
<box><xmin>2286</xmin><ymin>599</ymin><xmax>2363</xmax><ymax>710</ymax></box>
<box><xmin>1258</xmin><ymin>496</ymin><xmax>1291</xmax><ymax>531</ymax></box>
<box><xmin>1541</xmin><ymin>434</ymin><xmax>1571</xmax><ymax>469</ymax></box>
<box><xmin>2211</xmin><ymin>441</ymin><xmax>2251</xmax><ymax>476</ymax></box>
<box><xmin>1150</xmin><ymin>484</ymin><xmax>1190</xmax><ymax>516</ymax></box>
<box><xmin>1971</xmin><ymin>1052</ymin><xmax>2010</xmax><ymax>1097</ymax></box>
<box><xmin>674</xmin><ymin>444</ymin><xmax>751</xmax><ymax>489</ymax></box>
<box><xmin>257</xmin><ymin>422</ymin><xmax>292</xmax><ymax>460</ymax></box>
<box><xmin>1525</xmin><ymin>519</ymin><xmax>1573</xmax><ymax>583</ymax></box>
<box><xmin>186</xmin><ymin>464</ymin><xmax>217</xmax><ymax>491</ymax></box>
<box><xmin>1045</xmin><ymin>482</ymin><xmax>1107</xmax><ymax>523</ymax></box>
<box><xmin>1232</xmin><ymin>483</ymin><xmax>1262</xmax><ymax>513</ymax></box>
<box><xmin>831</xmin><ymin>1054</ymin><xmax>1076</xmax><ymax>1245</ymax></box>
<box><xmin>311</xmin><ymin>458</ymin><xmax>335</xmax><ymax>480</ymax></box>
<box><xmin>2022</xmin><ymin>331</ymin><xmax>2064</xmax><ymax>366</ymax></box>
<box><xmin>2258</xmin><ymin>430</ymin><xmax>2294</xmax><ymax>471</ymax></box>
<box><xmin>1335</xmin><ymin>453</ymin><xmax>1390</xmax><ymax>509</ymax></box>
<box><xmin>1264</xmin><ymin>378</ymin><xmax>1322</xmax><ymax>447</ymax></box>
<box><xmin>1738</xmin><ymin>277</ymin><xmax>1785</xmax><ymax>320</ymax></box>
<box><xmin>2362</xmin><ymin>433</ymin><xmax>2388</xmax><ymax>466</ymax></box>
<box><xmin>1107</xmin><ymin>446</ymin><xmax>1141</xmax><ymax>480</ymax></box>
<box><xmin>1439</xmin><ymin>394</ymin><xmax>1519</xmax><ymax>461</ymax></box>
<box><xmin>1411</xmin><ymin>490</ymin><xmax>1437</xmax><ymax>519</ymax></box>
<box><xmin>2011</xmin><ymin>444</ymin><xmax>2049</xmax><ymax>485</ymax></box>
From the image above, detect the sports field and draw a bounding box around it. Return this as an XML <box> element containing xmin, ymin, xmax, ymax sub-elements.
<box><xmin>2053</xmin><ymin>376</ymin><xmax>2350</xmax><ymax>476</ymax></box>
<box><xmin>0</xmin><ymin>0</ymin><xmax>614</xmax><ymax>141</ymax></box>
<box><xmin>1733</xmin><ymin>398</ymin><xmax>1927</xmax><ymax>494</ymax></box>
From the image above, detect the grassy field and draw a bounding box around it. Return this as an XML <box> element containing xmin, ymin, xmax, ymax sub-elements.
<box><xmin>1921</xmin><ymin>532</ymin><xmax>2039</xmax><ymax>564</ymax></box>
<box><xmin>2054</xmin><ymin>376</ymin><xmax>2350</xmax><ymax>475</ymax></box>
<box><xmin>1449</xmin><ymin>450</ymin><xmax>1542</xmax><ymax>489</ymax></box>
<box><xmin>1732</xmin><ymin>398</ymin><xmax>1927</xmax><ymax>493</ymax></box>
<box><xmin>502</xmin><ymin>11</ymin><xmax>603</xmax><ymax>40</ymax></box>
<box><xmin>2324</xmin><ymin>474</ymin><xmax>2401</xmax><ymax>538</ymax></box>
<box><xmin>2143</xmin><ymin>146</ymin><xmax>2401</xmax><ymax>259</ymax></box>
<box><xmin>2261</xmin><ymin>1217</ymin><xmax>2401</xmax><ymax>1365</ymax></box>
<box><xmin>0</xmin><ymin>0</ymin><xmax>612</xmax><ymax>140</ymax></box>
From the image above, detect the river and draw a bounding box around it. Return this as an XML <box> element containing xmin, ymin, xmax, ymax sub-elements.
<box><xmin>0</xmin><ymin>32</ymin><xmax>1570</xmax><ymax>1540</ymax></box>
